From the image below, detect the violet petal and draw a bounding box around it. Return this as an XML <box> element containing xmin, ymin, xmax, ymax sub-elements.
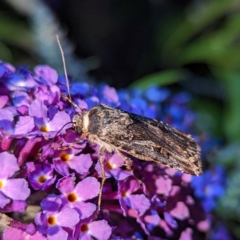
<box><xmin>110</xmin><ymin>169</ymin><xmax>132</xmax><ymax>180</ymax></box>
<box><xmin>0</xmin><ymin>152</ymin><xmax>19</xmax><ymax>178</ymax></box>
<box><xmin>3</xmin><ymin>228</ymin><xmax>26</xmax><ymax>240</ymax></box>
<box><xmin>68</xmin><ymin>154</ymin><xmax>93</xmax><ymax>174</ymax></box>
<box><xmin>47</xmin><ymin>226</ymin><xmax>67</xmax><ymax>240</ymax></box>
<box><xmin>155</xmin><ymin>176</ymin><xmax>172</xmax><ymax>195</ymax></box>
<box><xmin>74</xmin><ymin>201</ymin><xmax>96</xmax><ymax>219</ymax></box>
<box><xmin>119</xmin><ymin>197</ymin><xmax>128</xmax><ymax>216</ymax></box>
<box><xmin>170</xmin><ymin>201</ymin><xmax>189</xmax><ymax>220</ymax></box>
<box><xmin>179</xmin><ymin>228</ymin><xmax>192</xmax><ymax>240</ymax></box>
<box><xmin>88</xmin><ymin>220</ymin><xmax>112</xmax><ymax>240</ymax></box>
<box><xmin>57</xmin><ymin>207</ymin><xmax>79</xmax><ymax>227</ymax></box>
<box><xmin>0</xmin><ymin>96</ymin><xmax>9</xmax><ymax>109</ymax></box>
<box><xmin>29</xmin><ymin>99</ymin><xmax>48</xmax><ymax>119</ymax></box>
<box><xmin>2</xmin><ymin>179</ymin><xmax>30</xmax><ymax>200</ymax></box>
<box><xmin>127</xmin><ymin>194</ymin><xmax>150</xmax><ymax>215</ymax></box>
<box><xmin>34</xmin><ymin>65</ymin><xmax>58</xmax><ymax>85</ymax></box>
<box><xmin>57</xmin><ymin>174</ymin><xmax>75</xmax><ymax>194</ymax></box>
<box><xmin>41</xmin><ymin>195</ymin><xmax>61</xmax><ymax>212</ymax></box>
<box><xmin>53</xmin><ymin>160</ymin><xmax>69</xmax><ymax>176</ymax></box>
<box><xmin>47</xmin><ymin>111</ymin><xmax>71</xmax><ymax>132</ymax></box>
<box><xmin>14</xmin><ymin>116</ymin><xmax>34</xmax><ymax>135</ymax></box>
<box><xmin>3</xmin><ymin>200</ymin><xmax>27</xmax><ymax>212</ymax></box>
<box><xmin>0</xmin><ymin>109</ymin><xmax>13</xmax><ymax>134</ymax></box>
<box><xmin>0</xmin><ymin>191</ymin><xmax>11</xmax><ymax>208</ymax></box>
<box><xmin>76</xmin><ymin>177</ymin><xmax>100</xmax><ymax>201</ymax></box>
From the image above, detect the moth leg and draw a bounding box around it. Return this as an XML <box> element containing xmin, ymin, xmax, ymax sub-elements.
<box><xmin>80</xmin><ymin>132</ymin><xmax>89</xmax><ymax>139</ymax></box>
<box><xmin>116</xmin><ymin>149</ymin><xmax>133</xmax><ymax>171</ymax></box>
<box><xmin>98</xmin><ymin>147</ymin><xmax>106</xmax><ymax>210</ymax></box>
<box><xmin>51</xmin><ymin>141</ymin><xmax>78</xmax><ymax>151</ymax></box>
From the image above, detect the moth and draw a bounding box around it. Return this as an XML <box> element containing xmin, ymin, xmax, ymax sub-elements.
<box><xmin>56</xmin><ymin>36</ymin><xmax>202</xmax><ymax>208</ymax></box>
<box><xmin>59</xmin><ymin>98</ymin><xmax>202</xmax><ymax>207</ymax></box>
<box><xmin>72</xmin><ymin>103</ymin><xmax>202</xmax><ymax>176</ymax></box>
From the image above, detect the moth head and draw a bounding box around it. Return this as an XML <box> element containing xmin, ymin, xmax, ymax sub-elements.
<box><xmin>72</xmin><ymin>114</ymin><xmax>83</xmax><ymax>133</ymax></box>
<box><xmin>72</xmin><ymin>110</ymin><xmax>89</xmax><ymax>133</ymax></box>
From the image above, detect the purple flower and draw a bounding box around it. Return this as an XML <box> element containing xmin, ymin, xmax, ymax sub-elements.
<box><xmin>134</xmin><ymin>163</ymin><xmax>210</xmax><ymax>238</ymax></box>
<box><xmin>6</xmin><ymin>69</ymin><xmax>36</xmax><ymax>91</ymax></box>
<box><xmin>119</xmin><ymin>176</ymin><xmax>150</xmax><ymax>216</ymax></box>
<box><xmin>98</xmin><ymin>84</ymin><xmax>119</xmax><ymax>106</ymax></box>
<box><xmin>0</xmin><ymin>152</ymin><xmax>30</xmax><ymax>209</ymax></box>
<box><xmin>28</xmin><ymin>99</ymin><xmax>71</xmax><ymax>138</ymax></box>
<box><xmin>179</xmin><ymin>228</ymin><xmax>193</xmax><ymax>240</ymax></box>
<box><xmin>28</xmin><ymin>163</ymin><xmax>56</xmax><ymax>190</ymax></box>
<box><xmin>191</xmin><ymin>165</ymin><xmax>225</xmax><ymax>212</ymax></box>
<box><xmin>210</xmin><ymin>224</ymin><xmax>232</xmax><ymax>240</ymax></box>
<box><xmin>95</xmin><ymin>152</ymin><xmax>132</xmax><ymax>181</ymax></box>
<box><xmin>145</xmin><ymin>85</ymin><xmax>169</xmax><ymax>102</ymax></box>
<box><xmin>34</xmin><ymin>65</ymin><xmax>58</xmax><ymax>86</ymax></box>
<box><xmin>34</xmin><ymin>84</ymin><xmax>61</xmax><ymax>106</ymax></box>
<box><xmin>74</xmin><ymin>218</ymin><xmax>112</xmax><ymax>240</ymax></box>
<box><xmin>12</xmin><ymin>90</ymin><xmax>31</xmax><ymax>107</ymax></box>
<box><xmin>70</xmin><ymin>82</ymin><xmax>90</xmax><ymax>95</ymax></box>
<box><xmin>35</xmin><ymin>195</ymin><xmax>79</xmax><ymax>240</ymax></box>
<box><xmin>0</xmin><ymin>109</ymin><xmax>14</xmax><ymax>137</ymax></box>
<box><xmin>3</xmin><ymin>228</ymin><xmax>45</xmax><ymax>240</ymax></box>
<box><xmin>0</xmin><ymin>95</ymin><xmax>9</xmax><ymax>109</ymax></box>
<box><xmin>53</xmin><ymin>149</ymin><xmax>92</xmax><ymax>176</ymax></box>
<box><xmin>57</xmin><ymin>175</ymin><xmax>100</xmax><ymax>219</ymax></box>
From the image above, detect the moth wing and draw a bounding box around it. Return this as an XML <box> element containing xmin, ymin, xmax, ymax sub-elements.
<box><xmin>108</xmin><ymin>113</ymin><xmax>202</xmax><ymax>176</ymax></box>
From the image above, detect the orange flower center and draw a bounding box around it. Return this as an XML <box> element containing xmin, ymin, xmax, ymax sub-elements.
<box><xmin>39</xmin><ymin>125</ymin><xmax>49</xmax><ymax>132</ymax></box>
<box><xmin>81</xmin><ymin>224</ymin><xmax>89</xmax><ymax>232</ymax></box>
<box><xmin>47</xmin><ymin>216</ymin><xmax>56</xmax><ymax>225</ymax></box>
<box><xmin>121</xmin><ymin>190</ymin><xmax>127</xmax><ymax>198</ymax></box>
<box><xmin>105</xmin><ymin>161</ymin><xmax>113</xmax><ymax>170</ymax></box>
<box><xmin>60</xmin><ymin>152</ymin><xmax>71</xmax><ymax>162</ymax></box>
<box><xmin>67</xmin><ymin>193</ymin><xmax>78</xmax><ymax>202</ymax></box>
<box><xmin>38</xmin><ymin>175</ymin><xmax>47</xmax><ymax>183</ymax></box>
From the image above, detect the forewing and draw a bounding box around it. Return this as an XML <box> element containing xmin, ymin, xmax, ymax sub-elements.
<box><xmin>101</xmin><ymin>111</ymin><xmax>202</xmax><ymax>176</ymax></box>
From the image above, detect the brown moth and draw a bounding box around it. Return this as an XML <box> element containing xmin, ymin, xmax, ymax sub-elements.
<box><xmin>56</xmin><ymin>36</ymin><xmax>202</xmax><ymax>208</ymax></box>
<box><xmin>72</xmin><ymin>104</ymin><xmax>202</xmax><ymax>176</ymax></box>
<box><xmin>62</xmin><ymin>99</ymin><xmax>202</xmax><ymax>208</ymax></box>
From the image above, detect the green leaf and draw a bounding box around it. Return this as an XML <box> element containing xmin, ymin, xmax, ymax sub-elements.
<box><xmin>130</xmin><ymin>69</ymin><xmax>188</xmax><ymax>89</ymax></box>
<box><xmin>176</xmin><ymin>12</ymin><xmax>240</xmax><ymax>67</ymax></box>
<box><xmin>0</xmin><ymin>42</ymin><xmax>12</xmax><ymax>62</ymax></box>
<box><xmin>162</xmin><ymin>0</ymin><xmax>239</xmax><ymax>51</ymax></box>
<box><xmin>211</xmin><ymin>67</ymin><xmax>240</xmax><ymax>141</ymax></box>
<box><xmin>192</xmin><ymin>98</ymin><xmax>222</xmax><ymax>137</ymax></box>
<box><xmin>0</xmin><ymin>13</ymin><xmax>33</xmax><ymax>50</ymax></box>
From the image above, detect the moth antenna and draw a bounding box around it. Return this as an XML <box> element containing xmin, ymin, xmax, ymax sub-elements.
<box><xmin>54</xmin><ymin>121</ymin><xmax>73</xmax><ymax>137</ymax></box>
<box><xmin>56</xmin><ymin>36</ymin><xmax>71</xmax><ymax>102</ymax></box>
<box><xmin>56</xmin><ymin>35</ymin><xmax>83</xmax><ymax>113</ymax></box>
<box><xmin>48</xmin><ymin>121</ymin><xmax>73</xmax><ymax>152</ymax></box>
<box><xmin>61</xmin><ymin>93</ymin><xmax>81</xmax><ymax>110</ymax></box>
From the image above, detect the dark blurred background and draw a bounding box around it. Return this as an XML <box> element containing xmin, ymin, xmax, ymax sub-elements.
<box><xmin>1</xmin><ymin>0</ymin><xmax>240</xmax><ymax>238</ymax></box>
<box><xmin>2</xmin><ymin>0</ymin><xmax>239</xmax><ymax>139</ymax></box>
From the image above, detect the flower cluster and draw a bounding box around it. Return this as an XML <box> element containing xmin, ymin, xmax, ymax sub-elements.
<box><xmin>0</xmin><ymin>61</ymin><xmax>219</xmax><ymax>239</ymax></box>
<box><xmin>191</xmin><ymin>165</ymin><xmax>225</xmax><ymax>212</ymax></box>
